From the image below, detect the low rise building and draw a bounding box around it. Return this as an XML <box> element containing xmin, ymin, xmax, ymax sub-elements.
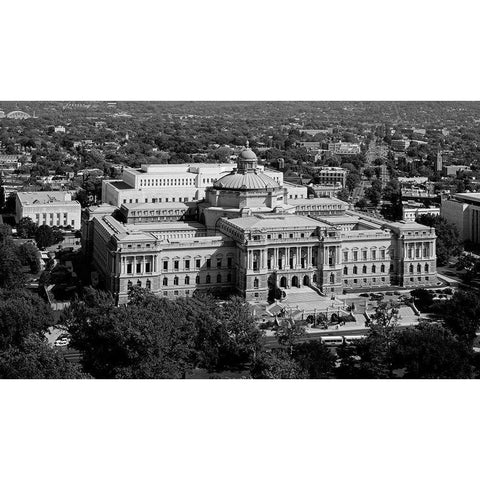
<box><xmin>15</xmin><ymin>191</ymin><xmax>81</xmax><ymax>229</ymax></box>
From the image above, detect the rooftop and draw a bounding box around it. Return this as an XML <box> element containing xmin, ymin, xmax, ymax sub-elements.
<box><xmin>17</xmin><ymin>191</ymin><xmax>78</xmax><ymax>205</ymax></box>
<box><xmin>223</xmin><ymin>214</ymin><xmax>329</xmax><ymax>231</ymax></box>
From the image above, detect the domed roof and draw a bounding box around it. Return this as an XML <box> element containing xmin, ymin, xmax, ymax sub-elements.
<box><xmin>239</xmin><ymin>147</ymin><xmax>257</xmax><ymax>160</ymax></box>
<box><xmin>214</xmin><ymin>170</ymin><xmax>280</xmax><ymax>191</ymax></box>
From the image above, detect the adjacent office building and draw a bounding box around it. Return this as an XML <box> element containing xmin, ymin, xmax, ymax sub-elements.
<box><xmin>15</xmin><ymin>191</ymin><xmax>81</xmax><ymax>229</ymax></box>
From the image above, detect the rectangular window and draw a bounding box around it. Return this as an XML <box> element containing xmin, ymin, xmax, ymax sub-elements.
<box><xmin>206</xmin><ymin>259</ymin><xmax>211</xmax><ymax>268</ymax></box>
<box><xmin>136</xmin><ymin>263</ymin><xmax>141</xmax><ymax>274</ymax></box>
<box><xmin>126</xmin><ymin>264</ymin><xmax>132</xmax><ymax>274</ymax></box>
<box><xmin>145</xmin><ymin>263</ymin><xmax>151</xmax><ymax>273</ymax></box>
<box><xmin>362</xmin><ymin>251</ymin><xmax>367</xmax><ymax>261</ymax></box>
<box><xmin>196</xmin><ymin>259</ymin><xmax>201</xmax><ymax>268</ymax></box>
<box><xmin>343</xmin><ymin>252</ymin><xmax>348</xmax><ymax>262</ymax></box>
<box><xmin>217</xmin><ymin>258</ymin><xmax>222</xmax><ymax>268</ymax></box>
<box><xmin>381</xmin><ymin>250</ymin><xmax>386</xmax><ymax>260</ymax></box>
<box><xmin>372</xmin><ymin>250</ymin><xmax>376</xmax><ymax>260</ymax></box>
<box><xmin>227</xmin><ymin>257</ymin><xmax>232</xmax><ymax>268</ymax></box>
<box><xmin>163</xmin><ymin>261</ymin><xmax>168</xmax><ymax>270</ymax></box>
<box><xmin>185</xmin><ymin>260</ymin><xmax>190</xmax><ymax>270</ymax></box>
<box><xmin>174</xmin><ymin>260</ymin><xmax>179</xmax><ymax>270</ymax></box>
<box><xmin>353</xmin><ymin>251</ymin><xmax>358</xmax><ymax>261</ymax></box>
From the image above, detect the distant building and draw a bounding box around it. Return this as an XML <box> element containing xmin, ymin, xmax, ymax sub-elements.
<box><xmin>391</xmin><ymin>139</ymin><xmax>410</xmax><ymax>152</ymax></box>
<box><xmin>328</xmin><ymin>142</ymin><xmax>361</xmax><ymax>155</ymax></box>
<box><xmin>54</xmin><ymin>126</ymin><xmax>66</xmax><ymax>133</ymax></box>
<box><xmin>6</xmin><ymin>111</ymin><xmax>31</xmax><ymax>120</ymax></box>
<box><xmin>311</xmin><ymin>167</ymin><xmax>347</xmax><ymax>187</ymax></box>
<box><xmin>441</xmin><ymin>193</ymin><xmax>480</xmax><ymax>243</ymax></box>
<box><xmin>0</xmin><ymin>154</ymin><xmax>23</xmax><ymax>172</ymax></box>
<box><xmin>435</xmin><ymin>151</ymin><xmax>443</xmax><ymax>172</ymax></box>
<box><xmin>402</xmin><ymin>201</ymin><xmax>440</xmax><ymax>222</ymax></box>
<box><xmin>15</xmin><ymin>191</ymin><xmax>81</xmax><ymax>229</ymax></box>
<box><xmin>444</xmin><ymin>165</ymin><xmax>471</xmax><ymax>177</ymax></box>
<box><xmin>308</xmin><ymin>183</ymin><xmax>344</xmax><ymax>198</ymax></box>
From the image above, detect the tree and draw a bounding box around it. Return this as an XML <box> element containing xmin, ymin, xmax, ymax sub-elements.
<box><xmin>390</xmin><ymin>322</ymin><xmax>472</xmax><ymax>378</ymax></box>
<box><xmin>293</xmin><ymin>340</ymin><xmax>336</xmax><ymax>378</ymax></box>
<box><xmin>381</xmin><ymin>179</ymin><xmax>402</xmax><ymax>221</ymax></box>
<box><xmin>365</xmin><ymin>179</ymin><xmax>383</xmax><ymax>206</ymax></box>
<box><xmin>219</xmin><ymin>297</ymin><xmax>265</xmax><ymax>366</ymax></box>
<box><xmin>35</xmin><ymin>225</ymin><xmax>63</xmax><ymax>249</ymax></box>
<box><xmin>0</xmin><ymin>237</ymin><xmax>26</xmax><ymax>289</ymax></box>
<box><xmin>0</xmin><ymin>335</ymin><xmax>88</xmax><ymax>379</ymax></box>
<box><xmin>275</xmin><ymin>319</ymin><xmax>306</xmax><ymax>355</ymax></box>
<box><xmin>336</xmin><ymin>302</ymin><xmax>399</xmax><ymax>378</ymax></box>
<box><xmin>0</xmin><ymin>289</ymin><xmax>54</xmax><ymax>350</ymax></box>
<box><xmin>16</xmin><ymin>217</ymin><xmax>38</xmax><ymax>238</ymax></box>
<box><xmin>64</xmin><ymin>288</ymin><xmax>196</xmax><ymax>378</ymax></box>
<box><xmin>250</xmin><ymin>350</ymin><xmax>305</xmax><ymax>379</ymax></box>
<box><xmin>346</xmin><ymin>171</ymin><xmax>361</xmax><ymax>192</ymax></box>
<box><xmin>439</xmin><ymin>290</ymin><xmax>480</xmax><ymax>344</ymax></box>
<box><xmin>335</xmin><ymin>188</ymin><xmax>350</xmax><ymax>202</ymax></box>
<box><xmin>17</xmin><ymin>242</ymin><xmax>41</xmax><ymax>273</ymax></box>
<box><xmin>416</xmin><ymin>214</ymin><xmax>462</xmax><ymax>266</ymax></box>
<box><xmin>410</xmin><ymin>288</ymin><xmax>435</xmax><ymax>312</ymax></box>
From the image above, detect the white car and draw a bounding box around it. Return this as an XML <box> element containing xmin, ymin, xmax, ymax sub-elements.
<box><xmin>54</xmin><ymin>336</ymin><xmax>71</xmax><ymax>347</ymax></box>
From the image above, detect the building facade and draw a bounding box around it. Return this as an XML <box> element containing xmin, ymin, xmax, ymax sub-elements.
<box><xmin>84</xmin><ymin>145</ymin><xmax>438</xmax><ymax>304</ymax></box>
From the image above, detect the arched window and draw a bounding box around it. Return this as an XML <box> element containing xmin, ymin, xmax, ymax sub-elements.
<box><xmin>174</xmin><ymin>276</ymin><xmax>179</xmax><ymax>286</ymax></box>
<box><xmin>195</xmin><ymin>275</ymin><xmax>200</xmax><ymax>284</ymax></box>
<box><xmin>353</xmin><ymin>266</ymin><xmax>358</xmax><ymax>275</ymax></box>
<box><xmin>185</xmin><ymin>275</ymin><xmax>190</xmax><ymax>285</ymax></box>
<box><xmin>137</xmin><ymin>280</ymin><xmax>141</xmax><ymax>287</ymax></box>
<box><xmin>217</xmin><ymin>274</ymin><xmax>222</xmax><ymax>283</ymax></box>
<box><xmin>417</xmin><ymin>264</ymin><xmax>422</xmax><ymax>273</ymax></box>
<box><xmin>380</xmin><ymin>264</ymin><xmax>385</xmax><ymax>273</ymax></box>
<box><xmin>329</xmin><ymin>273</ymin><xmax>335</xmax><ymax>284</ymax></box>
<box><xmin>409</xmin><ymin>264</ymin><xmax>414</xmax><ymax>274</ymax></box>
<box><xmin>253</xmin><ymin>277</ymin><xmax>259</xmax><ymax>288</ymax></box>
<box><xmin>372</xmin><ymin>265</ymin><xmax>376</xmax><ymax>273</ymax></box>
<box><xmin>206</xmin><ymin>275</ymin><xmax>211</xmax><ymax>284</ymax></box>
<box><xmin>343</xmin><ymin>266</ymin><xmax>348</xmax><ymax>275</ymax></box>
<box><xmin>425</xmin><ymin>263</ymin><xmax>429</xmax><ymax>273</ymax></box>
<box><xmin>163</xmin><ymin>277</ymin><xmax>168</xmax><ymax>286</ymax></box>
<box><xmin>362</xmin><ymin>265</ymin><xmax>367</xmax><ymax>274</ymax></box>
<box><xmin>127</xmin><ymin>280</ymin><xmax>132</xmax><ymax>291</ymax></box>
<box><xmin>146</xmin><ymin>280</ymin><xmax>151</xmax><ymax>290</ymax></box>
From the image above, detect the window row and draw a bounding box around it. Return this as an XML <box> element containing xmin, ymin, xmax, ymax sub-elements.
<box><xmin>140</xmin><ymin>178</ymin><xmax>195</xmax><ymax>187</ymax></box>
<box><xmin>163</xmin><ymin>257</ymin><xmax>233</xmax><ymax>271</ymax></box>
<box><xmin>344</xmin><ymin>277</ymin><xmax>388</xmax><ymax>285</ymax></box>
<box><xmin>343</xmin><ymin>264</ymin><xmax>392</xmax><ymax>275</ymax></box>
<box><xmin>163</xmin><ymin>273</ymin><xmax>233</xmax><ymax>286</ymax></box>
<box><xmin>343</xmin><ymin>249</ymin><xmax>387</xmax><ymax>262</ymax></box>
<box><xmin>123</xmin><ymin>197</ymin><xmax>194</xmax><ymax>204</ymax></box>
<box><xmin>408</xmin><ymin>263</ymin><xmax>430</xmax><ymax>274</ymax></box>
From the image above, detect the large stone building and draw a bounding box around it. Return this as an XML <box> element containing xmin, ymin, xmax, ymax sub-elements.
<box><xmin>83</xmin><ymin>145</ymin><xmax>438</xmax><ymax>305</ymax></box>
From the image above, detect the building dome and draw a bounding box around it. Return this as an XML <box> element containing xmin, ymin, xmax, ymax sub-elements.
<box><xmin>212</xmin><ymin>140</ymin><xmax>280</xmax><ymax>191</ymax></box>
<box><xmin>214</xmin><ymin>171</ymin><xmax>280</xmax><ymax>191</ymax></box>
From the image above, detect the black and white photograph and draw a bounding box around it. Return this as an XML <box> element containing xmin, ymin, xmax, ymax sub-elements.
<box><xmin>1</xmin><ymin>1</ymin><xmax>479</xmax><ymax>479</ymax></box>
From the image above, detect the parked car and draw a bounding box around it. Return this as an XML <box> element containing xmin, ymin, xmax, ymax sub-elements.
<box><xmin>54</xmin><ymin>335</ymin><xmax>71</xmax><ymax>347</ymax></box>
